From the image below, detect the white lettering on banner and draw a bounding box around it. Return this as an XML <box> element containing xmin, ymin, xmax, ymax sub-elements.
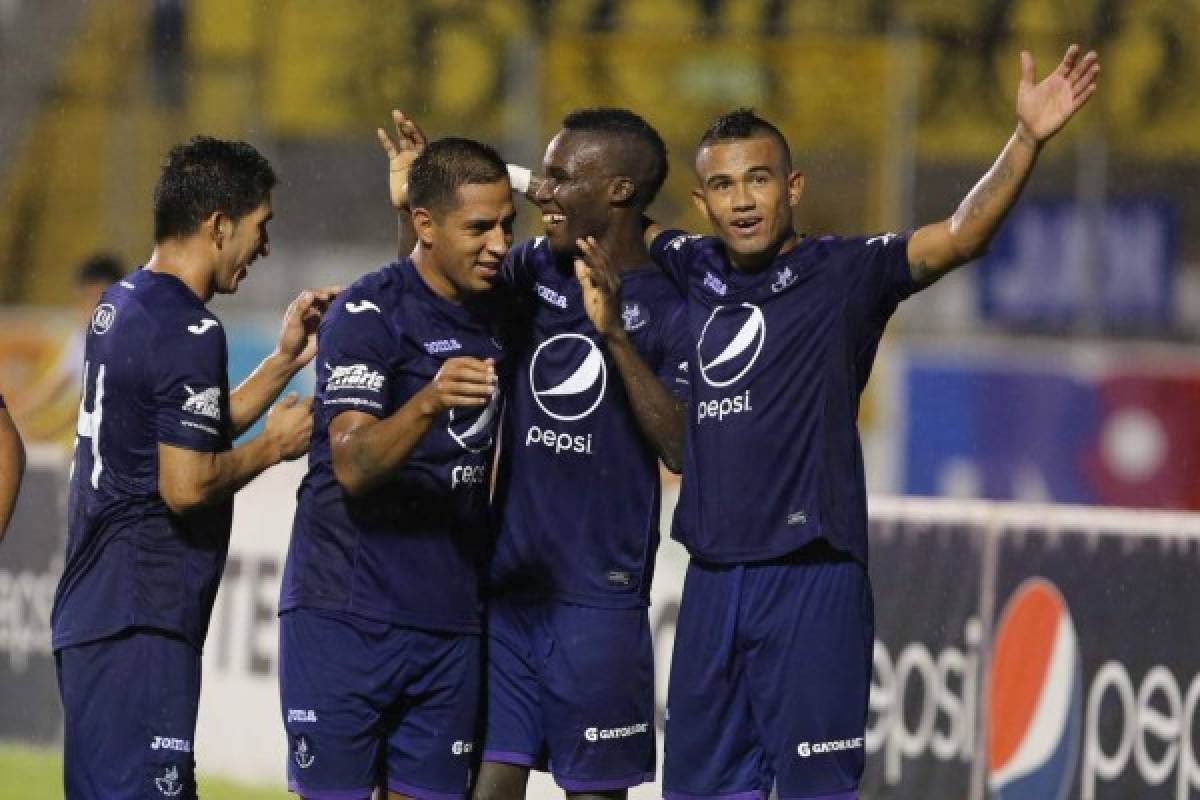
<box><xmin>870</xmin><ymin>617</ymin><xmax>1200</xmax><ymax>800</ymax></box>
<box><xmin>0</xmin><ymin>556</ymin><xmax>61</xmax><ymax>673</ymax></box>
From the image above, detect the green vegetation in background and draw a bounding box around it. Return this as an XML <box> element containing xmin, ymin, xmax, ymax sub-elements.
<box><xmin>0</xmin><ymin>745</ymin><xmax>289</xmax><ymax>800</ymax></box>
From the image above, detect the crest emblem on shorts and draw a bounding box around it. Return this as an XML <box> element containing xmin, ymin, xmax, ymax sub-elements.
<box><xmin>294</xmin><ymin>735</ymin><xmax>315</xmax><ymax>769</ymax></box>
<box><xmin>155</xmin><ymin>765</ymin><xmax>183</xmax><ymax>796</ymax></box>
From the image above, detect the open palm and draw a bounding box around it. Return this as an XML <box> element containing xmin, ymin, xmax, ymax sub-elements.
<box><xmin>1016</xmin><ymin>44</ymin><xmax>1100</xmax><ymax>143</ymax></box>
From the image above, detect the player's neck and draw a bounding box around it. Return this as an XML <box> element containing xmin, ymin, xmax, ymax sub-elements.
<box><xmin>727</xmin><ymin>229</ymin><xmax>800</xmax><ymax>273</ymax></box>
<box><xmin>146</xmin><ymin>243</ymin><xmax>215</xmax><ymax>303</ymax></box>
<box><xmin>597</xmin><ymin>222</ymin><xmax>651</xmax><ymax>273</ymax></box>
<box><xmin>412</xmin><ymin>247</ymin><xmax>462</xmax><ymax>304</ymax></box>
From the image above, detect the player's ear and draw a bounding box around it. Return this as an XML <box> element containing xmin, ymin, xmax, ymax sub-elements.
<box><xmin>691</xmin><ymin>187</ymin><xmax>710</xmax><ymax>218</ymax></box>
<box><xmin>206</xmin><ymin>211</ymin><xmax>227</xmax><ymax>248</ymax></box>
<box><xmin>411</xmin><ymin>207</ymin><xmax>436</xmax><ymax>248</ymax></box>
<box><xmin>786</xmin><ymin>171</ymin><xmax>806</xmax><ymax>208</ymax></box>
<box><xmin>610</xmin><ymin>176</ymin><xmax>635</xmax><ymax>206</ymax></box>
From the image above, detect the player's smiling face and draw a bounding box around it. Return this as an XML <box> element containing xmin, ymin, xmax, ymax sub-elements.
<box><xmin>426</xmin><ymin>179</ymin><xmax>515</xmax><ymax>299</ymax></box>
<box><xmin>216</xmin><ymin>199</ymin><xmax>272</xmax><ymax>294</ymax></box>
<box><xmin>692</xmin><ymin>137</ymin><xmax>804</xmax><ymax>271</ymax></box>
<box><xmin>535</xmin><ymin>129</ymin><xmax>613</xmax><ymax>256</ymax></box>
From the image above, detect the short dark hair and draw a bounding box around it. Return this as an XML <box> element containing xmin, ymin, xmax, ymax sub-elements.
<box><xmin>698</xmin><ymin>108</ymin><xmax>792</xmax><ymax>167</ymax></box>
<box><xmin>562</xmin><ymin>107</ymin><xmax>668</xmax><ymax>210</ymax></box>
<box><xmin>408</xmin><ymin>137</ymin><xmax>509</xmax><ymax>215</ymax></box>
<box><xmin>75</xmin><ymin>253</ymin><xmax>124</xmax><ymax>286</ymax></box>
<box><xmin>153</xmin><ymin>136</ymin><xmax>276</xmax><ymax>243</ymax></box>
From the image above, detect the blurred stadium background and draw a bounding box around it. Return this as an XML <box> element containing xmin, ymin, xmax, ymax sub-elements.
<box><xmin>1</xmin><ymin>1</ymin><xmax>1199</xmax><ymax>798</ymax></box>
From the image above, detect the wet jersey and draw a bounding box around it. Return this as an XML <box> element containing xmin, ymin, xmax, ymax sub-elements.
<box><xmin>52</xmin><ymin>269</ymin><xmax>234</xmax><ymax>650</ymax></box>
<box><xmin>281</xmin><ymin>259</ymin><xmax>508</xmax><ymax>634</ymax></box>
<box><xmin>650</xmin><ymin>229</ymin><xmax>920</xmax><ymax>565</ymax></box>
<box><xmin>490</xmin><ymin>237</ymin><xmax>689</xmax><ymax>608</ymax></box>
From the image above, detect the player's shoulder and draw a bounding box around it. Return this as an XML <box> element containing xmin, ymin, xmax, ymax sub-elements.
<box><xmin>112</xmin><ymin>269</ymin><xmax>222</xmax><ymax>343</ymax></box>
<box><xmin>506</xmin><ymin>235</ymin><xmax>555</xmax><ymax>276</ymax></box>
<box><xmin>807</xmin><ymin>232</ymin><xmax>906</xmax><ymax>260</ymax></box>
<box><xmin>654</xmin><ymin>229</ymin><xmax>721</xmax><ymax>257</ymax></box>
<box><xmin>327</xmin><ymin>262</ymin><xmax>406</xmax><ymax>325</ymax></box>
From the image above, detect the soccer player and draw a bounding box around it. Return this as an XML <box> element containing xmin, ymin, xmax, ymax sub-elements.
<box><xmin>278</xmin><ymin>137</ymin><xmax>514</xmax><ymax>800</ymax></box>
<box><xmin>642</xmin><ymin>46</ymin><xmax>1099</xmax><ymax>799</ymax></box>
<box><xmin>0</xmin><ymin>393</ymin><xmax>25</xmax><ymax>540</ymax></box>
<box><xmin>380</xmin><ymin>109</ymin><xmax>689</xmax><ymax>800</ymax></box>
<box><xmin>50</xmin><ymin>135</ymin><xmax>332</xmax><ymax>800</ymax></box>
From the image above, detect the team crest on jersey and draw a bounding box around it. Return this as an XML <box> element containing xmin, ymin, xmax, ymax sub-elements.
<box><xmin>182</xmin><ymin>386</ymin><xmax>221</xmax><ymax>420</ymax></box>
<box><xmin>91</xmin><ymin>303</ymin><xmax>116</xmax><ymax>335</ymax></box>
<box><xmin>697</xmin><ymin>303</ymin><xmax>766</xmax><ymax>388</ymax></box>
<box><xmin>326</xmin><ymin>363</ymin><xmax>385</xmax><ymax>393</ymax></box>
<box><xmin>621</xmin><ymin>301</ymin><xmax>647</xmax><ymax>332</ymax></box>
<box><xmin>155</xmin><ymin>765</ymin><xmax>183</xmax><ymax>796</ymax></box>
<box><xmin>294</xmin><ymin>735</ymin><xmax>315</xmax><ymax>769</ymax></box>
<box><xmin>771</xmin><ymin>266</ymin><xmax>797</xmax><ymax>293</ymax></box>
<box><xmin>447</xmin><ymin>387</ymin><xmax>500</xmax><ymax>454</ymax></box>
<box><xmin>529</xmin><ymin>333</ymin><xmax>607</xmax><ymax>422</ymax></box>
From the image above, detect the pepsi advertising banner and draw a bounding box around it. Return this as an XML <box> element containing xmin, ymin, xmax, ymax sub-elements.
<box><xmin>864</xmin><ymin>499</ymin><xmax>1200</xmax><ymax>800</ymax></box>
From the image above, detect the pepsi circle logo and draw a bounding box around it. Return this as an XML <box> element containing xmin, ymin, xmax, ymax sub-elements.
<box><xmin>697</xmin><ymin>303</ymin><xmax>766</xmax><ymax>389</ymax></box>
<box><xmin>529</xmin><ymin>333</ymin><xmax>607</xmax><ymax>422</ymax></box>
<box><xmin>987</xmin><ymin>578</ymin><xmax>1082</xmax><ymax>800</ymax></box>
<box><xmin>447</xmin><ymin>388</ymin><xmax>499</xmax><ymax>453</ymax></box>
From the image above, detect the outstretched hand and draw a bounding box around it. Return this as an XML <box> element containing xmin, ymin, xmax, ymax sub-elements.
<box><xmin>376</xmin><ymin>110</ymin><xmax>428</xmax><ymax>212</ymax></box>
<box><xmin>574</xmin><ymin>236</ymin><xmax>623</xmax><ymax>338</ymax></box>
<box><xmin>1016</xmin><ymin>44</ymin><xmax>1100</xmax><ymax>144</ymax></box>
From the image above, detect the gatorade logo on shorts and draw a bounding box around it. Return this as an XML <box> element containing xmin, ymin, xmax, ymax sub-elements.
<box><xmin>987</xmin><ymin>578</ymin><xmax>1082</xmax><ymax>800</ymax></box>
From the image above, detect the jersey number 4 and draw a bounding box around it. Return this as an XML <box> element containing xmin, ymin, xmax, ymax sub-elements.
<box><xmin>75</xmin><ymin>360</ymin><xmax>106</xmax><ymax>488</ymax></box>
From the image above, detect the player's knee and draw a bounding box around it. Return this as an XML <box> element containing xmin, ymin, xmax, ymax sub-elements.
<box><xmin>471</xmin><ymin>761</ymin><xmax>529</xmax><ymax>800</ymax></box>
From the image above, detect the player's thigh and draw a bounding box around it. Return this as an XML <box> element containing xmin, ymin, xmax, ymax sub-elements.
<box><xmin>386</xmin><ymin>630</ymin><xmax>481</xmax><ymax>800</ymax></box>
<box><xmin>280</xmin><ymin>609</ymin><xmax>394</xmax><ymax>798</ymax></box>
<box><xmin>663</xmin><ymin>561</ymin><xmax>771</xmax><ymax>799</ymax></box>
<box><xmin>742</xmin><ymin>551</ymin><xmax>874</xmax><ymax>800</ymax></box>
<box><xmin>58</xmin><ymin>628</ymin><xmax>201</xmax><ymax>800</ymax></box>
<box><xmin>482</xmin><ymin>598</ymin><xmax>547</xmax><ymax>768</ymax></box>
<box><xmin>540</xmin><ymin>604</ymin><xmax>656</xmax><ymax>791</ymax></box>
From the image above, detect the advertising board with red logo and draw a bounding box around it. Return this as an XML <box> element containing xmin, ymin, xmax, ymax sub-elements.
<box><xmin>865</xmin><ymin>498</ymin><xmax>1200</xmax><ymax>800</ymax></box>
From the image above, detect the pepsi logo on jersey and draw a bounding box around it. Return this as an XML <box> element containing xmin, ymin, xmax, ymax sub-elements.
<box><xmin>695</xmin><ymin>303</ymin><xmax>765</xmax><ymax>423</ymax></box>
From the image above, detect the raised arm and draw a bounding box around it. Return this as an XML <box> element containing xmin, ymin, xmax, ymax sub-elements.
<box><xmin>377</xmin><ymin>110</ymin><xmax>427</xmax><ymax>260</ymax></box>
<box><xmin>907</xmin><ymin>44</ymin><xmax>1100</xmax><ymax>285</ymax></box>
<box><xmin>0</xmin><ymin>401</ymin><xmax>25</xmax><ymax>541</ymax></box>
<box><xmin>574</xmin><ymin>236</ymin><xmax>685</xmax><ymax>472</ymax></box>
<box><xmin>329</xmin><ymin>357</ymin><xmax>497</xmax><ymax>496</ymax></box>
<box><xmin>230</xmin><ymin>286</ymin><xmax>339</xmax><ymax>437</ymax></box>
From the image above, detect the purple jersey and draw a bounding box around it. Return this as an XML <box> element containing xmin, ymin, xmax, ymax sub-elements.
<box><xmin>650</xmin><ymin>229</ymin><xmax>920</xmax><ymax>565</ymax></box>
<box><xmin>490</xmin><ymin>237</ymin><xmax>689</xmax><ymax>608</ymax></box>
<box><xmin>52</xmin><ymin>269</ymin><xmax>234</xmax><ymax>650</ymax></box>
<box><xmin>281</xmin><ymin>260</ymin><xmax>508</xmax><ymax>634</ymax></box>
